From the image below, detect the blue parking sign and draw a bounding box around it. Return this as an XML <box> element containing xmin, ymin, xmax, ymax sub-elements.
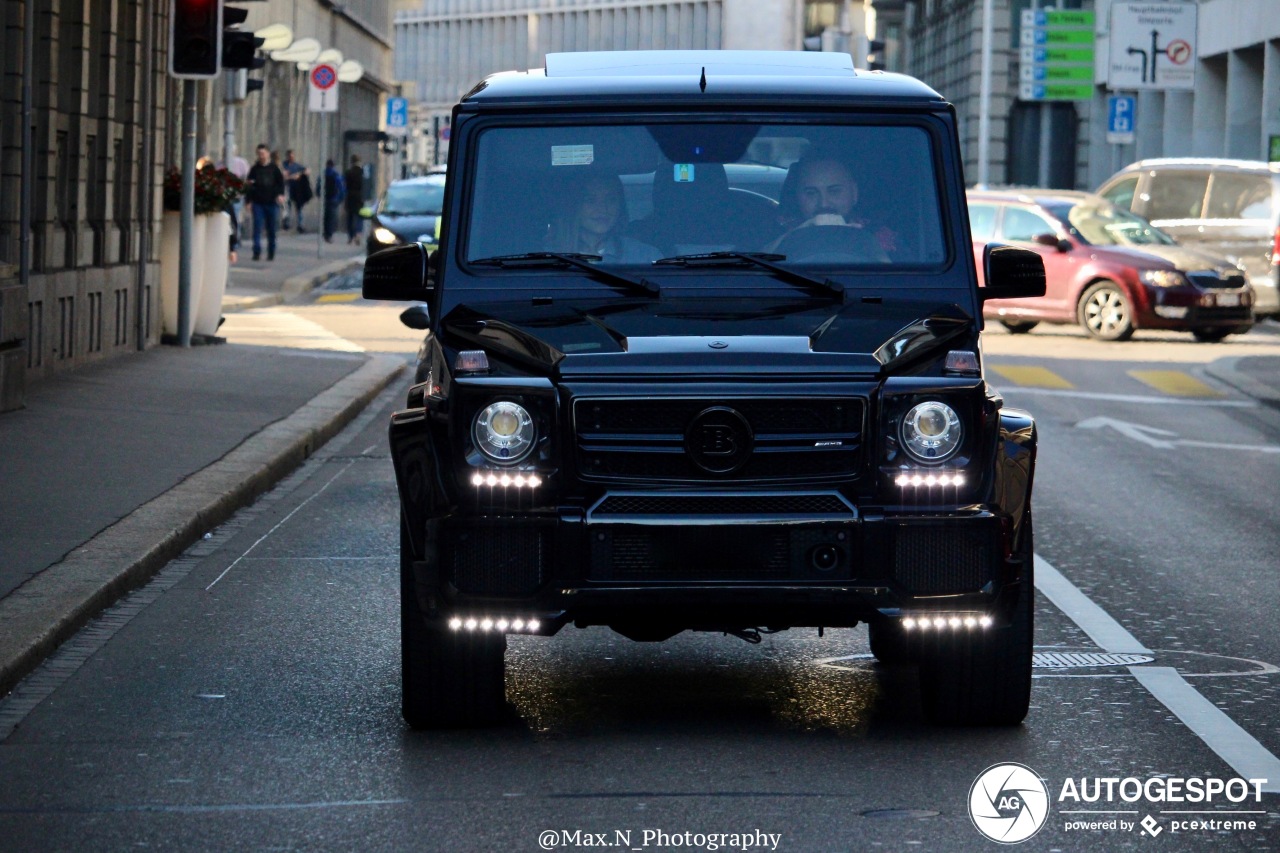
<box><xmin>386</xmin><ymin>97</ymin><xmax>409</xmax><ymax>129</ymax></box>
<box><xmin>1107</xmin><ymin>95</ymin><xmax>1135</xmax><ymax>143</ymax></box>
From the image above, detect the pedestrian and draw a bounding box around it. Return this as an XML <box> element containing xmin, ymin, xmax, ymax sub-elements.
<box><xmin>271</xmin><ymin>150</ymin><xmax>287</xmax><ymax>228</ymax></box>
<box><xmin>223</xmin><ymin>145</ymin><xmax>251</xmax><ymax>231</ymax></box>
<box><xmin>344</xmin><ymin>154</ymin><xmax>365</xmax><ymax>244</ymax></box>
<box><xmin>245</xmin><ymin>143</ymin><xmax>286</xmax><ymax>261</ymax></box>
<box><xmin>322</xmin><ymin>159</ymin><xmax>345</xmax><ymax>243</ymax></box>
<box><xmin>283</xmin><ymin>149</ymin><xmax>312</xmax><ymax>233</ymax></box>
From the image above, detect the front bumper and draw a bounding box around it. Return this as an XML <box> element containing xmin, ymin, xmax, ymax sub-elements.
<box><xmin>1141</xmin><ymin>285</ymin><xmax>1255</xmax><ymax>329</ymax></box>
<box><xmin>424</xmin><ymin>501</ymin><xmax>1022</xmax><ymax>631</ymax></box>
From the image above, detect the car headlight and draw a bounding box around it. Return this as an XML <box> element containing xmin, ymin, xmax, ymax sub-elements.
<box><xmin>472</xmin><ymin>401</ymin><xmax>536</xmax><ymax>464</ymax></box>
<box><xmin>899</xmin><ymin>401</ymin><xmax>963</xmax><ymax>464</ymax></box>
<box><xmin>373</xmin><ymin>226</ymin><xmax>400</xmax><ymax>246</ymax></box>
<box><xmin>1139</xmin><ymin>269</ymin><xmax>1188</xmax><ymax>288</ymax></box>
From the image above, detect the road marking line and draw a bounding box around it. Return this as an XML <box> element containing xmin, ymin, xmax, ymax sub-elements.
<box><xmin>1035</xmin><ymin>555</ymin><xmax>1280</xmax><ymax>792</ymax></box>
<box><xmin>1128</xmin><ymin>370</ymin><xmax>1225</xmax><ymax>398</ymax></box>
<box><xmin>316</xmin><ymin>293</ymin><xmax>360</xmax><ymax>303</ymax></box>
<box><xmin>999</xmin><ymin>387</ymin><xmax>1255</xmax><ymax>407</ymax></box>
<box><xmin>991</xmin><ymin>365</ymin><xmax>1075</xmax><ymax>389</ymax></box>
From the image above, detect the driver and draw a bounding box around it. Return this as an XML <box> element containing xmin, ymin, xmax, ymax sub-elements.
<box><xmin>766</xmin><ymin>154</ymin><xmax>897</xmax><ymax>257</ymax></box>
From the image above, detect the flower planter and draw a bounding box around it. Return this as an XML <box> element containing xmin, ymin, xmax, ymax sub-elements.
<box><xmin>159</xmin><ymin>211</ymin><xmax>209</xmax><ymax>337</ymax></box>
<box><xmin>194</xmin><ymin>211</ymin><xmax>232</xmax><ymax>336</ymax></box>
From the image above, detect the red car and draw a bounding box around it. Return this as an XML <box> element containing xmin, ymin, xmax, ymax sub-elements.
<box><xmin>968</xmin><ymin>189</ymin><xmax>1255</xmax><ymax>341</ymax></box>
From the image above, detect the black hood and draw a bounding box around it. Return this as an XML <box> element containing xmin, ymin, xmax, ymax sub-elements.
<box><xmin>440</xmin><ymin>296</ymin><xmax>975</xmax><ymax>377</ymax></box>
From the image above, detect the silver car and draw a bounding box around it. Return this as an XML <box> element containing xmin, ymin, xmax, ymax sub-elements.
<box><xmin>1096</xmin><ymin>158</ymin><xmax>1280</xmax><ymax>320</ymax></box>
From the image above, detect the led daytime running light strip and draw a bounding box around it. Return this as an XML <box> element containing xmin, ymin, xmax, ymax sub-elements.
<box><xmin>901</xmin><ymin>614</ymin><xmax>993</xmax><ymax>630</ymax></box>
<box><xmin>448</xmin><ymin>616</ymin><xmax>542</xmax><ymax>633</ymax></box>
<box><xmin>895</xmin><ymin>471</ymin><xmax>965</xmax><ymax>488</ymax></box>
<box><xmin>470</xmin><ymin>471</ymin><xmax>543</xmax><ymax>488</ymax></box>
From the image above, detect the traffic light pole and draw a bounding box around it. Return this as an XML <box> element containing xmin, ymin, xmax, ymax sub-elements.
<box><xmin>178</xmin><ymin>79</ymin><xmax>197</xmax><ymax>348</ymax></box>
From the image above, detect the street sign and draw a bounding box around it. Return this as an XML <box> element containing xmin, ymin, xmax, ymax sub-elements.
<box><xmin>1018</xmin><ymin>9</ymin><xmax>1095</xmax><ymax>101</ymax></box>
<box><xmin>385</xmin><ymin>96</ymin><xmax>409</xmax><ymax>136</ymax></box>
<box><xmin>1107</xmin><ymin>95</ymin><xmax>1136</xmax><ymax>144</ymax></box>
<box><xmin>308</xmin><ymin>63</ymin><xmax>339</xmax><ymax>112</ymax></box>
<box><xmin>1108</xmin><ymin>2</ymin><xmax>1197</xmax><ymax>90</ymax></box>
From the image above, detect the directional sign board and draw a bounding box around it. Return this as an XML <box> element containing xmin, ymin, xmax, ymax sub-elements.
<box><xmin>385</xmin><ymin>97</ymin><xmax>409</xmax><ymax>136</ymax></box>
<box><xmin>1107</xmin><ymin>95</ymin><xmax>1136</xmax><ymax>145</ymax></box>
<box><xmin>308</xmin><ymin>63</ymin><xmax>339</xmax><ymax>113</ymax></box>
<box><xmin>1019</xmin><ymin>9</ymin><xmax>1096</xmax><ymax>101</ymax></box>
<box><xmin>1109</xmin><ymin>2</ymin><xmax>1197</xmax><ymax>90</ymax></box>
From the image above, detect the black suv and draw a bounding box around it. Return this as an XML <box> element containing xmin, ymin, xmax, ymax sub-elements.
<box><xmin>363</xmin><ymin>51</ymin><xmax>1046</xmax><ymax>728</ymax></box>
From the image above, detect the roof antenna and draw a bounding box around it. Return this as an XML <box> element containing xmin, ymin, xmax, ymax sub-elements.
<box><xmin>699</xmin><ymin>66</ymin><xmax>707</xmax><ymax>93</ymax></box>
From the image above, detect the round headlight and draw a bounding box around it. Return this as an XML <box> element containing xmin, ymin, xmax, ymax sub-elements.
<box><xmin>373</xmin><ymin>226</ymin><xmax>400</xmax><ymax>246</ymax></box>
<box><xmin>472</xmin><ymin>401</ymin><xmax>535</xmax><ymax>464</ymax></box>
<box><xmin>899</xmin><ymin>401</ymin><xmax>962</xmax><ymax>463</ymax></box>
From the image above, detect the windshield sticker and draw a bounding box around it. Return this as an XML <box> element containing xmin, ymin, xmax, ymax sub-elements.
<box><xmin>551</xmin><ymin>145</ymin><xmax>594</xmax><ymax>166</ymax></box>
<box><xmin>674</xmin><ymin>163</ymin><xmax>695</xmax><ymax>182</ymax></box>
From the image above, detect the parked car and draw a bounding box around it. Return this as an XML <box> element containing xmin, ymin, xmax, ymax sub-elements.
<box><xmin>366</xmin><ymin>174</ymin><xmax>446</xmax><ymax>255</ymax></box>
<box><xmin>969</xmin><ymin>189</ymin><xmax>1255</xmax><ymax>341</ymax></box>
<box><xmin>1095</xmin><ymin>158</ymin><xmax>1280</xmax><ymax>320</ymax></box>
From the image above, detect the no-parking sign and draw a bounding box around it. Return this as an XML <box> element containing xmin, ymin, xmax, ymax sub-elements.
<box><xmin>308</xmin><ymin>63</ymin><xmax>339</xmax><ymax>112</ymax></box>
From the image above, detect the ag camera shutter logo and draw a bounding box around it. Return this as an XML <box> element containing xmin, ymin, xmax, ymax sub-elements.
<box><xmin>969</xmin><ymin>763</ymin><xmax>1050</xmax><ymax>843</ymax></box>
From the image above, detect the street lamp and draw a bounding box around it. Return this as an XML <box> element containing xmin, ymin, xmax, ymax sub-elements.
<box><xmin>337</xmin><ymin>60</ymin><xmax>364</xmax><ymax>83</ymax></box>
<box><xmin>254</xmin><ymin>24</ymin><xmax>293</xmax><ymax>52</ymax></box>
<box><xmin>269</xmin><ymin>36</ymin><xmax>320</xmax><ymax>64</ymax></box>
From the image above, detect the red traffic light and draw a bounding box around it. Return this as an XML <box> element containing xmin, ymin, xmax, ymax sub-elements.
<box><xmin>169</xmin><ymin>0</ymin><xmax>222</xmax><ymax>79</ymax></box>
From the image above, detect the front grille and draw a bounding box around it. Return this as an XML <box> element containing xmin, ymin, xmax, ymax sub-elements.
<box><xmin>1187</xmin><ymin>271</ymin><xmax>1247</xmax><ymax>290</ymax></box>
<box><xmin>590</xmin><ymin>524</ymin><xmax>855</xmax><ymax>582</ymax></box>
<box><xmin>446</xmin><ymin>526</ymin><xmax>545</xmax><ymax>595</ymax></box>
<box><xmin>574</xmin><ymin>396</ymin><xmax>864</xmax><ymax>484</ymax></box>
<box><xmin>890</xmin><ymin>523</ymin><xmax>997</xmax><ymax>594</ymax></box>
<box><xmin>592</xmin><ymin>493</ymin><xmax>853</xmax><ymax>517</ymax></box>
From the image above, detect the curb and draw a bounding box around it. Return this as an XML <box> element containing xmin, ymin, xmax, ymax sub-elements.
<box><xmin>0</xmin><ymin>354</ymin><xmax>405</xmax><ymax>697</ymax></box>
<box><xmin>222</xmin><ymin>254</ymin><xmax>365</xmax><ymax>314</ymax></box>
<box><xmin>1203</xmin><ymin>356</ymin><xmax>1280</xmax><ymax>407</ymax></box>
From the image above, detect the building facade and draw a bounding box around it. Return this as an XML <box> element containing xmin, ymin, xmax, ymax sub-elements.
<box><xmin>393</xmin><ymin>0</ymin><xmax>804</xmax><ymax>167</ymax></box>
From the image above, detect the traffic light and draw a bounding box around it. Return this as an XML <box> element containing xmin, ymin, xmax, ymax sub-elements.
<box><xmin>169</xmin><ymin>0</ymin><xmax>222</xmax><ymax>79</ymax></box>
<box><xmin>222</xmin><ymin>4</ymin><xmax>266</xmax><ymax>70</ymax></box>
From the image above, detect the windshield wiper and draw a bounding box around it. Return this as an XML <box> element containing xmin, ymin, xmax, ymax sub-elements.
<box><xmin>652</xmin><ymin>251</ymin><xmax>846</xmax><ymax>302</ymax></box>
<box><xmin>470</xmin><ymin>252</ymin><xmax>659</xmax><ymax>297</ymax></box>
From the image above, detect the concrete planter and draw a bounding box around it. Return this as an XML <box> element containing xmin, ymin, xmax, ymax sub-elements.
<box><xmin>159</xmin><ymin>211</ymin><xmax>208</xmax><ymax>337</ymax></box>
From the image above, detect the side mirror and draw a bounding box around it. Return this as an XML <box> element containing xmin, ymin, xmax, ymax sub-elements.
<box><xmin>1032</xmin><ymin>232</ymin><xmax>1071</xmax><ymax>252</ymax></box>
<box><xmin>399</xmin><ymin>304</ymin><xmax>431</xmax><ymax>330</ymax></box>
<box><xmin>363</xmin><ymin>243</ymin><xmax>433</xmax><ymax>301</ymax></box>
<box><xmin>980</xmin><ymin>243</ymin><xmax>1046</xmax><ymax>301</ymax></box>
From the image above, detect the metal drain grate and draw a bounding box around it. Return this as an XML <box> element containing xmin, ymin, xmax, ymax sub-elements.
<box><xmin>1033</xmin><ymin>652</ymin><xmax>1154</xmax><ymax>668</ymax></box>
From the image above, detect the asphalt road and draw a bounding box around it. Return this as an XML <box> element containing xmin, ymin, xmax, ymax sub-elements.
<box><xmin>0</xmin><ymin>294</ymin><xmax>1277</xmax><ymax>851</ymax></box>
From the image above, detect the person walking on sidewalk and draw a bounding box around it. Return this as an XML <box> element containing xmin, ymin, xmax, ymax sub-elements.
<box><xmin>283</xmin><ymin>150</ymin><xmax>313</xmax><ymax>233</ymax></box>
<box><xmin>245</xmin><ymin>143</ymin><xmax>286</xmax><ymax>261</ymax></box>
<box><xmin>322</xmin><ymin>159</ymin><xmax>345</xmax><ymax>244</ymax></box>
<box><xmin>343</xmin><ymin>155</ymin><xmax>366</xmax><ymax>245</ymax></box>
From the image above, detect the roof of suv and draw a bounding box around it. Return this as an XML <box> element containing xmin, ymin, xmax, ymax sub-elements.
<box><xmin>1112</xmin><ymin>157</ymin><xmax>1280</xmax><ymax>175</ymax></box>
<box><xmin>461</xmin><ymin>50</ymin><xmax>946</xmax><ymax>106</ymax></box>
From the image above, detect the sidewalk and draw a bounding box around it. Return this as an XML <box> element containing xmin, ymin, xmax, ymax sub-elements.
<box><xmin>223</xmin><ymin>221</ymin><xmax>367</xmax><ymax>313</ymax></box>
<box><xmin>0</xmin><ymin>235</ymin><xmax>398</xmax><ymax>696</ymax></box>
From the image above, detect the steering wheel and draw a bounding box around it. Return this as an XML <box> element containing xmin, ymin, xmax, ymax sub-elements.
<box><xmin>773</xmin><ymin>225</ymin><xmax>890</xmax><ymax>263</ymax></box>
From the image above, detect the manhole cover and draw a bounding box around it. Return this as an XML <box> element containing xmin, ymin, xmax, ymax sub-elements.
<box><xmin>1033</xmin><ymin>652</ymin><xmax>1153</xmax><ymax>668</ymax></box>
<box><xmin>861</xmin><ymin>809</ymin><xmax>940</xmax><ymax>820</ymax></box>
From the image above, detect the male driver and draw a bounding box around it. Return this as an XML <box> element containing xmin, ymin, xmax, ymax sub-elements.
<box><xmin>245</xmin><ymin>143</ymin><xmax>286</xmax><ymax>261</ymax></box>
<box><xmin>768</xmin><ymin>154</ymin><xmax>895</xmax><ymax>257</ymax></box>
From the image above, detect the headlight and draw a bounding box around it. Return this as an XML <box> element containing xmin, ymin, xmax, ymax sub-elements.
<box><xmin>1139</xmin><ymin>269</ymin><xmax>1188</xmax><ymax>288</ymax></box>
<box><xmin>472</xmin><ymin>401</ymin><xmax>536</xmax><ymax>464</ymax></box>
<box><xmin>899</xmin><ymin>401</ymin><xmax>963</xmax><ymax>464</ymax></box>
<box><xmin>373</xmin><ymin>226</ymin><xmax>400</xmax><ymax>246</ymax></box>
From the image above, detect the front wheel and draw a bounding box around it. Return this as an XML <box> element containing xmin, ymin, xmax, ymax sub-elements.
<box><xmin>999</xmin><ymin>319</ymin><xmax>1040</xmax><ymax>334</ymax></box>
<box><xmin>1078</xmin><ymin>282</ymin><xmax>1135</xmax><ymax>341</ymax></box>
<box><xmin>401</xmin><ymin>519</ymin><xmax>507</xmax><ymax>729</ymax></box>
<box><xmin>1191</xmin><ymin>327</ymin><xmax>1231</xmax><ymax>343</ymax></box>
<box><xmin>868</xmin><ymin>621</ymin><xmax>912</xmax><ymax>665</ymax></box>
<box><xmin>916</xmin><ymin>516</ymin><xmax>1034</xmax><ymax>726</ymax></box>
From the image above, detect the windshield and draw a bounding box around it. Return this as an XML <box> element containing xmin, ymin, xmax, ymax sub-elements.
<box><xmin>1047</xmin><ymin>201</ymin><xmax>1176</xmax><ymax>247</ymax></box>
<box><xmin>465</xmin><ymin>121</ymin><xmax>948</xmax><ymax>270</ymax></box>
<box><xmin>381</xmin><ymin>181</ymin><xmax>445</xmax><ymax>216</ymax></box>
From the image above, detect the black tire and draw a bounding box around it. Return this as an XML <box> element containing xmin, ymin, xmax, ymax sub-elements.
<box><xmin>401</xmin><ymin>519</ymin><xmax>507</xmax><ymax>729</ymax></box>
<box><xmin>868</xmin><ymin>621</ymin><xmax>912</xmax><ymax>665</ymax></box>
<box><xmin>916</xmin><ymin>516</ymin><xmax>1034</xmax><ymax>726</ymax></box>
<box><xmin>1077</xmin><ymin>281</ymin><xmax>1135</xmax><ymax>341</ymax></box>
<box><xmin>999</xmin><ymin>319</ymin><xmax>1039</xmax><ymax>334</ymax></box>
<box><xmin>1191</xmin><ymin>327</ymin><xmax>1231</xmax><ymax>343</ymax></box>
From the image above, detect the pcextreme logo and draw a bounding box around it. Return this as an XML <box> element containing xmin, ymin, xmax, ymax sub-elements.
<box><xmin>969</xmin><ymin>763</ymin><xmax>1051</xmax><ymax>844</ymax></box>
